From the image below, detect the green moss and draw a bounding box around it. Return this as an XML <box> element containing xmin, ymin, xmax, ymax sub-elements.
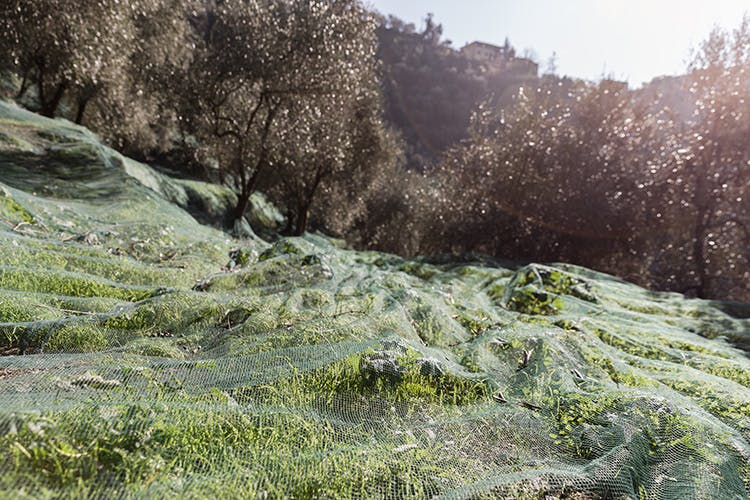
<box><xmin>660</xmin><ymin>377</ymin><xmax>750</xmax><ymax>421</ymax></box>
<box><xmin>693</xmin><ymin>360</ymin><xmax>750</xmax><ymax>388</ymax></box>
<box><xmin>258</xmin><ymin>239</ymin><xmax>303</xmax><ymax>261</ymax></box>
<box><xmin>46</xmin><ymin>144</ymin><xmax>102</xmax><ymax>167</ymax></box>
<box><xmin>41</xmin><ymin>323</ymin><xmax>109</xmax><ymax>353</ymax></box>
<box><xmin>454</xmin><ymin>308</ymin><xmax>492</xmax><ymax>336</ymax></box>
<box><xmin>255</xmin><ymin>348</ymin><xmax>489</xmax><ymax>407</ymax></box>
<box><xmin>0</xmin><ymin>398</ymin><xmax>484</xmax><ymax>498</ymax></box>
<box><xmin>635</xmin><ymin>408</ymin><xmax>715</xmax><ymax>463</ymax></box>
<box><xmin>0</xmin><ymin>240</ymin><xmax>192</xmax><ymax>288</ymax></box>
<box><xmin>121</xmin><ymin>339</ymin><xmax>186</xmax><ymax>359</ymax></box>
<box><xmin>36</xmin><ymin>129</ymin><xmax>76</xmax><ymax>144</ymax></box>
<box><xmin>228</xmin><ymin>247</ymin><xmax>253</xmax><ymax>268</ymax></box>
<box><xmin>611</xmin><ymin>298</ymin><xmax>670</xmax><ymax>315</ymax></box>
<box><xmin>507</xmin><ymin>286</ymin><xmax>564</xmax><ymax>315</ymax></box>
<box><xmin>398</xmin><ymin>261</ymin><xmax>438</xmax><ymax>280</ymax></box>
<box><xmin>457</xmin><ymin>349</ymin><xmax>484</xmax><ymax>373</ymax></box>
<box><xmin>486</xmin><ymin>283</ymin><xmax>506</xmax><ymax>302</ymax></box>
<box><xmin>0</xmin><ymin>189</ymin><xmax>34</xmax><ymax>223</ymax></box>
<box><xmin>514</xmin><ymin>266</ymin><xmax>597</xmax><ymax>303</ymax></box>
<box><xmin>656</xmin><ymin>335</ymin><xmax>728</xmax><ymax>358</ymax></box>
<box><xmin>0</xmin><ymin>267</ymin><xmax>157</xmax><ymax>302</ymax></box>
<box><xmin>550</xmin><ymin>393</ymin><xmax>620</xmax><ymax>459</ymax></box>
<box><xmin>583</xmin><ymin>352</ymin><xmax>656</xmax><ymax>388</ymax></box>
<box><xmin>298</xmin><ymin>289</ymin><xmax>331</xmax><ymax>308</ymax></box>
<box><xmin>591</xmin><ymin>326</ymin><xmax>670</xmax><ymax>361</ymax></box>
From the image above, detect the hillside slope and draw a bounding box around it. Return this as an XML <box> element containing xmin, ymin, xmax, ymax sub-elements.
<box><xmin>0</xmin><ymin>101</ymin><xmax>749</xmax><ymax>498</ymax></box>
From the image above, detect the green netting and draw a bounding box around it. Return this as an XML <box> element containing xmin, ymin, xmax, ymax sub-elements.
<box><xmin>1</xmin><ymin>100</ymin><xmax>749</xmax><ymax>498</ymax></box>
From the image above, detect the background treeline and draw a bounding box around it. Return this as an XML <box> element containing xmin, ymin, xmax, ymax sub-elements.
<box><xmin>370</xmin><ymin>13</ymin><xmax>749</xmax><ymax>302</ymax></box>
<box><xmin>0</xmin><ymin>1</ymin><xmax>748</xmax><ymax>302</ymax></box>
<box><xmin>370</xmin><ymin>14</ymin><xmax>750</xmax><ymax>302</ymax></box>
<box><xmin>376</xmin><ymin>14</ymin><xmax>538</xmax><ymax>169</ymax></box>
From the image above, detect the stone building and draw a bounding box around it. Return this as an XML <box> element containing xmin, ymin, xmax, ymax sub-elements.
<box><xmin>461</xmin><ymin>41</ymin><xmax>538</xmax><ymax>77</ymax></box>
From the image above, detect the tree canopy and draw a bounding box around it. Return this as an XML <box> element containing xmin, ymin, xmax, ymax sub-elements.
<box><xmin>1</xmin><ymin>3</ymin><xmax>749</xmax><ymax>301</ymax></box>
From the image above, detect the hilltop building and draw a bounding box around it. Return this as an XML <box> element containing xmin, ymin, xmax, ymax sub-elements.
<box><xmin>461</xmin><ymin>41</ymin><xmax>510</xmax><ymax>65</ymax></box>
<box><xmin>460</xmin><ymin>41</ymin><xmax>538</xmax><ymax>77</ymax></box>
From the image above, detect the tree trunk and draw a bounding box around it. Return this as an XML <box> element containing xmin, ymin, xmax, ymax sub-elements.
<box><xmin>40</xmin><ymin>81</ymin><xmax>67</xmax><ymax>118</ymax></box>
<box><xmin>74</xmin><ymin>96</ymin><xmax>90</xmax><ymax>124</ymax></box>
<box><xmin>292</xmin><ymin>165</ymin><xmax>327</xmax><ymax>236</ymax></box>
<box><xmin>293</xmin><ymin>202</ymin><xmax>310</xmax><ymax>236</ymax></box>
<box><xmin>689</xmin><ymin>154</ymin><xmax>710</xmax><ymax>299</ymax></box>
<box><xmin>37</xmin><ymin>69</ymin><xmax>46</xmax><ymax>111</ymax></box>
<box><xmin>16</xmin><ymin>67</ymin><xmax>31</xmax><ymax>99</ymax></box>
<box><xmin>232</xmin><ymin>185</ymin><xmax>252</xmax><ymax>224</ymax></box>
<box><xmin>231</xmin><ymin>159</ymin><xmax>268</xmax><ymax>225</ymax></box>
<box><xmin>690</xmin><ymin>213</ymin><xmax>709</xmax><ymax>299</ymax></box>
<box><xmin>282</xmin><ymin>212</ymin><xmax>295</xmax><ymax>235</ymax></box>
<box><xmin>228</xmin><ymin>98</ymin><xmax>277</xmax><ymax>227</ymax></box>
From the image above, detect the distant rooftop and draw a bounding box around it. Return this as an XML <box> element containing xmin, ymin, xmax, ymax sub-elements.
<box><xmin>463</xmin><ymin>41</ymin><xmax>505</xmax><ymax>50</ymax></box>
<box><xmin>461</xmin><ymin>40</ymin><xmax>538</xmax><ymax>77</ymax></box>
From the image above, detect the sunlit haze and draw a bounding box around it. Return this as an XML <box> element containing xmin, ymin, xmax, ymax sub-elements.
<box><xmin>367</xmin><ymin>0</ymin><xmax>749</xmax><ymax>86</ymax></box>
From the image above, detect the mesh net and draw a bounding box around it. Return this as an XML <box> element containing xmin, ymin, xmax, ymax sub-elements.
<box><xmin>1</xmin><ymin>100</ymin><xmax>749</xmax><ymax>498</ymax></box>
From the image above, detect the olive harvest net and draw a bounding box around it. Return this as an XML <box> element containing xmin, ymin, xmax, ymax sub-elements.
<box><xmin>0</xmin><ymin>101</ymin><xmax>749</xmax><ymax>499</ymax></box>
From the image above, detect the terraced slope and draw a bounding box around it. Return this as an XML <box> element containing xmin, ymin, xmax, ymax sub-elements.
<box><xmin>0</xmin><ymin>101</ymin><xmax>749</xmax><ymax>499</ymax></box>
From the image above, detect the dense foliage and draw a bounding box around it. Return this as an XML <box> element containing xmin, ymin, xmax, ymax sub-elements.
<box><xmin>0</xmin><ymin>0</ymin><xmax>399</xmax><ymax>236</ymax></box>
<box><xmin>375</xmin><ymin>14</ymin><xmax>537</xmax><ymax>169</ymax></box>
<box><xmin>1</xmin><ymin>4</ymin><xmax>749</xmax><ymax>301</ymax></box>
<box><xmin>365</xmin><ymin>15</ymin><xmax>750</xmax><ymax>302</ymax></box>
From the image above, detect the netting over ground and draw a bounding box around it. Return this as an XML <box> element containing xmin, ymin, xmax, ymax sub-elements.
<box><xmin>0</xmin><ymin>100</ymin><xmax>749</xmax><ymax>499</ymax></box>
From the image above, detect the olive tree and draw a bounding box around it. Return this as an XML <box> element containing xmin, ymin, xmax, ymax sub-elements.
<box><xmin>425</xmin><ymin>79</ymin><xmax>664</xmax><ymax>265</ymax></box>
<box><xmin>174</xmin><ymin>0</ymin><xmax>378</xmax><ymax>226</ymax></box>
<box><xmin>268</xmin><ymin>78</ymin><xmax>398</xmax><ymax>235</ymax></box>
<box><xmin>0</xmin><ymin>0</ymin><xmax>135</xmax><ymax>120</ymax></box>
<box><xmin>82</xmin><ymin>0</ymin><xmax>191</xmax><ymax>155</ymax></box>
<box><xmin>651</xmin><ymin>16</ymin><xmax>750</xmax><ymax>298</ymax></box>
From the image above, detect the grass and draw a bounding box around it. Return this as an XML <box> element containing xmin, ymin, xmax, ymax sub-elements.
<box><xmin>0</xmin><ymin>100</ymin><xmax>749</xmax><ymax>498</ymax></box>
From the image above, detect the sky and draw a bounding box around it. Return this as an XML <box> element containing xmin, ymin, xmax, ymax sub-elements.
<box><xmin>366</xmin><ymin>0</ymin><xmax>749</xmax><ymax>87</ymax></box>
